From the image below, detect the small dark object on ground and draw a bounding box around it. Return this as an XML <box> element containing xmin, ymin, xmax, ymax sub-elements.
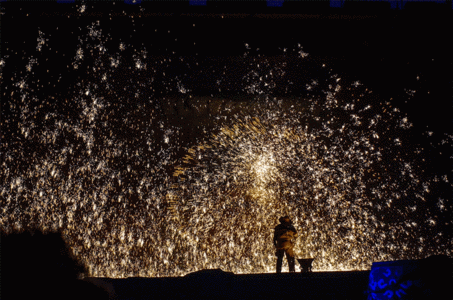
<box><xmin>297</xmin><ymin>258</ymin><xmax>315</xmax><ymax>273</ymax></box>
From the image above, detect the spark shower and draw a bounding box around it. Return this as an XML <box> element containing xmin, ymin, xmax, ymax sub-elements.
<box><xmin>1</xmin><ymin>14</ymin><xmax>452</xmax><ymax>278</ymax></box>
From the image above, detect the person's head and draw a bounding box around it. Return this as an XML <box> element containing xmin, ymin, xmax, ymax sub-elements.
<box><xmin>279</xmin><ymin>216</ymin><xmax>291</xmax><ymax>225</ymax></box>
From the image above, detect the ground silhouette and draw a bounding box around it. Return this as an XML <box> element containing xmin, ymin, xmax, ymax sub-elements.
<box><xmin>1</xmin><ymin>229</ymin><xmax>109</xmax><ymax>300</ymax></box>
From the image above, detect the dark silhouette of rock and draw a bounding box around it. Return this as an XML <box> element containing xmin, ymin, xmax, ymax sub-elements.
<box><xmin>84</xmin><ymin>269</ymin><xmax>371</xmax><ymax>299</ymax></box>
<box><xmin>184</xmin><ymin>269</ymin><xmax>235</xmax><ymax>299</ymax></box>
<box><xmin>1</xmin><ymin>229</ymin><xmax>109</xmax><ymax>300</ymax></box>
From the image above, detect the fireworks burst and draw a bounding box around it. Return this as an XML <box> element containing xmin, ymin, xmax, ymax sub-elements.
<box><xmin>1</xmin><ymin>18</ymin><xmax>452</xmax><ymax>278</ymax></box>
<box><xmin>170</xmin><ymin>85</ymin><xmax>449</xmax><ymax>272</ymax></box>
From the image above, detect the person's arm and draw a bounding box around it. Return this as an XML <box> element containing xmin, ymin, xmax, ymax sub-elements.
<box><xmin>290</xmin><ymin>225</ymin><xmax>298</xmax><ymax>238</ymax></box>
<box><xmin>273</xmin><ymin>230</ymin><xmax>277</xmax><ymax>246</ymax></box>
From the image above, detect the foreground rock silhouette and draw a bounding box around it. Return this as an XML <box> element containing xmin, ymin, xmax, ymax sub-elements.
<box><xmin>85</xmin><ymin>269</ymin><xmax>371</xmax><ymax>299</ymax></box>
<box><xmin>2</xmin><ymin>229</ymin><xmax>451</xmax><ymax>299</ymax></box>
<box><xmin>1</xmin><ymin>230</ymin><xmax>109</xmax><ymax>300</ymax></box>
<box><xmin>83</xmin><ymin>256</ymin><xmax>452</xmax><ymax>300</ymax></box>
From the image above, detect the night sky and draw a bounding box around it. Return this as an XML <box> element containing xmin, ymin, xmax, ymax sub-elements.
<box><xmin>1</xmin><ymin>1</ymin><xmax>452</xmax><ymax>277</ymax></box>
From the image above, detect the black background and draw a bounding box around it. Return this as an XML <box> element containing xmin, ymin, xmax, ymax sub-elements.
<box><xmin>2</xmin><ymin>1</ymin><xmax>451</xmax><ymax>129</ymax></box>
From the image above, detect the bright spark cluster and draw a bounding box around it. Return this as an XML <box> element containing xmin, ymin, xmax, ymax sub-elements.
<box><xmin>1</xmin><ymin>20</ymin><xmax>452</xmax><ymax>278</ymax></box>
<box><xmin>170</xmin><ymin>94</ymin><xmax>451</xmax><ymax>273</ymax></box>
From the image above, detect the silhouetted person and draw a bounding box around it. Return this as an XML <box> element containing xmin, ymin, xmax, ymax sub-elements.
<box><xmin>273</xmin><ymin>216</ymin><xmax>298</xmax><ymax>273</ymax></box>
